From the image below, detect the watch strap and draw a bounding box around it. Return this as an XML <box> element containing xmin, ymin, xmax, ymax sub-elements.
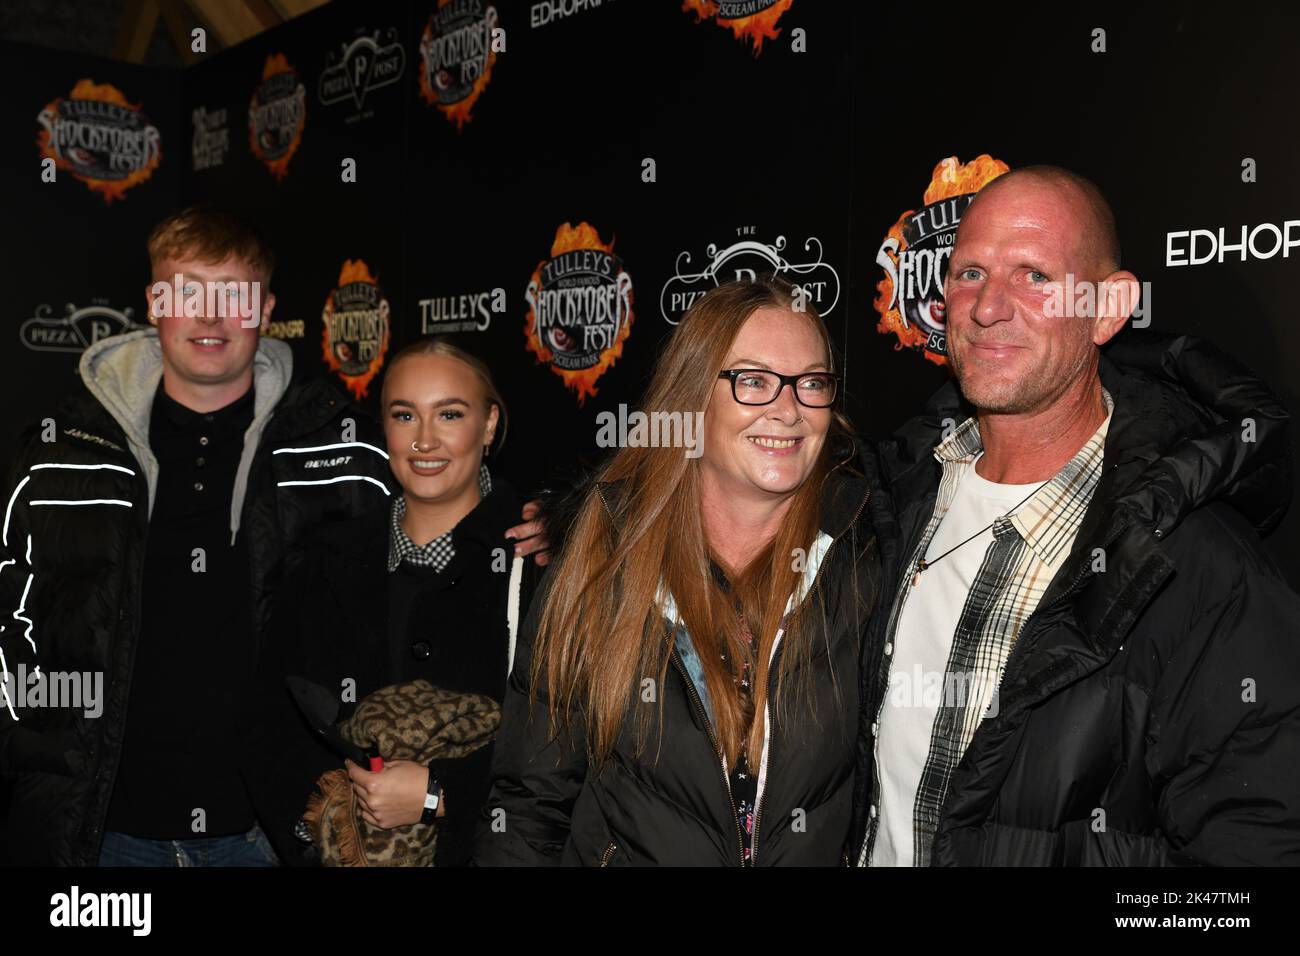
<box><xmin>421</xmin><ymin>766</ymin><xmax>442</xmax><ymax>825</ymax></box>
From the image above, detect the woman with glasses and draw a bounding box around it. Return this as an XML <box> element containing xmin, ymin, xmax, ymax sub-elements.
<box><xmin>475</xmin><ymin>276</ymin><xmax>883</xmax><ymax>866</ymax></box>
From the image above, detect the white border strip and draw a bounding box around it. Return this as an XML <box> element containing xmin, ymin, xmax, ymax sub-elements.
<box><xmin>3</xmin><ymin>476</ymin><xmax>31</xmax><ymax>547</ymax></box>
<box><xmin>277</xmin><ymin>475</ymin><xmax>391</xmax><ymax>495</ymax></box>
<box><xmin>30</xmin><ymin>463</ymin><xmax>135</xmax><ymax>475</ymax></box>
<box><xmin>273</xmin><ymin>441</ymin><xmax>390</xmax><ymax>460</ymax></box>
<box><xmin>29</xmin><ymin>499</ymin><xmax>134</xmax><ymax>507</ymax></box>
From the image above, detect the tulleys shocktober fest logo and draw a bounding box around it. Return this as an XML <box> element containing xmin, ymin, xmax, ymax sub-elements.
<box><xmin>249</xmin><ymin>54</ymin><xmax>307</xmax><ymax>181</ymax></box>
<box><xmin>682</xmin><ymin>0</ymin><xmax>795</xmax><ymax>55</ymax></box>
<box><xmin>321</xmin><ymin>260</ymin><xmax>391</xmax><ymax>400</ymax></box>
<box><xmin>36</xmin><ymin>80</ymin><xmax>162</xmax><ymax>203</ymax></box>
<box><xmin>525</xmin><ymin>222</ymin><xmax>634</xmax><ymax>406</ymax></box>
<box><xmin>874</xmin><ymin>155</ymin><xmax>1009</xmax><ymax>366</ymax></box>
<box><xmin>418</xmin><ymin>0</ymin><xmax>499</xmax><ymax>130</ymax></box>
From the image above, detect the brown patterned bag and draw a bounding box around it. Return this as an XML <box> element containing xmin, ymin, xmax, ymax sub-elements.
<box><xmin>302</xmin><ymin>680</ymin><xmax>501</xmax><ymax>867</ymax></box>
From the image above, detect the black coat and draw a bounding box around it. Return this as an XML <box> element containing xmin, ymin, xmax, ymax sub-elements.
<box><xmin>0</xmin><ymin>376</ymin><xmax>392</xmax><ymax>866</ymax></box>
<box><xmin>852</xmin><ymin>333</ymin><xmax>1300</xmax><ymax>865</ymax></box>
<box><xmin>243</xmin><ymin>477</ymin><xmax>541</xmax><ymax>867</ymax></box>
<box><xmin>475</xmin><ymin>461</ymin><xmax>880</xmax><ymax>866</ymax></box>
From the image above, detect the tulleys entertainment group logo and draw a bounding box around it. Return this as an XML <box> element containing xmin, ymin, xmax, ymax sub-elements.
<box><xmin>21</xmin><ymin>302</ymin><xmax>142</xmax><ymax>353</ymax></box>
<box><xmin>321</xmin><ymin>260</ymin><xmax>391</xmax><ymax>400</ymax></box>
<box><xmin>249</xmin><ymin>54</ymin><xmax>307</xmax><ymax>181</ymax></box>
<box><xmin>874</xmin><ymin>154</ymin><xmax>1009</xmax><ymax>366</ymax></box>
<box><xmin>682</xmin><ymin>0</ymin><xmax>794</xmax><ymax>55</ymax></box>
<box><xmin>525</xmin><ymin>222</ymin><xmax>634</xmax><ymax>406</ymax></box>
<box><xmin>660</xmin><ymin>229</ymin><xmax>840</xmax><ymax>324</ymax></box>
<box><xmin>419</xmin><ymin>288</ymin><xmax>501</xmax><ymax>333</ymax></box>
<box><xmin>319</xmin><ymin>28</ymin><xmax>406</xmax><ymax>114</ymax></box>
<box><xmin>36</xmin><ymin>80</ymin><xmax>161</xmax><ymax>203</ymax></box>
<box><xmin>418</xmin><ymin>0</ymin><xmax>499</xmax><ymax>130</ymax></box>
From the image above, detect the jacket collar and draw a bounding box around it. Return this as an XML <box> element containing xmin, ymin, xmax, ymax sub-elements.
<box><xmin>387</xmin><ymin>464</ymin><xmax>495</xmax><ymax>572</ymax></box>
<box><xmin>930</xmin><ymin>390</ymin><xmax>1114</xmax><ymax>570</ymax></box>
<box><xmin>78</xmin><ymin>327</ymin><xmax>294</xmax><ymax>539</ymax></box>
<box><xmin>887</xmin><ymin>334</ymin><xmax>1291</xmax><ymax>546</ymax></box>
<box><xmin>994</xmin><ymin>350</ymin><xmax>1263</xmax><ymax>713</ymax></box>
<box><xmin>322</xmin><ymin>474</ymin><xmax>522</xmax><ymax>582</ymax></box>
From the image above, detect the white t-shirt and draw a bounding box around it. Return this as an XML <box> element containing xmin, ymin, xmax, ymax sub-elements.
<box><xmin>870</xmin><ymin>456</ymin><xmax>1040</xmax><ymax>867</ymax></box>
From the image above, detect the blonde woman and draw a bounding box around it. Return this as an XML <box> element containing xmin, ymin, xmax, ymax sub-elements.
<box><xmin>248</xmin><ymin>337</ymin><xmax>540</xmax><ymax>866</ymax></box>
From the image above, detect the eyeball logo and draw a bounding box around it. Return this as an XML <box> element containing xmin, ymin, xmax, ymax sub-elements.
<box><xmin>524</xmin><ymin>222</ymin><xmax>634</xmax><ymax>406</ymax></box>
<box><xmin>874</xmin><ymin>155</ymin><xmax>1009</xmax><ymax>366</ymax></box>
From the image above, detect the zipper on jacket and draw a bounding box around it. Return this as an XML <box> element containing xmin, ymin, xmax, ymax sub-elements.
<box><xmin>595</xmin><ymin>483</ymin><xmax>745</xmax><ymax>865</ymax></box>
<box><xmin>85</xmin><ymin>468</ymin><xmax>150</xmax><ymax>865</ymax></box>
<box><xmin>669</xmin><ymin>646</ymin><xmax>747</xmax><ymax>866</ymax></box>
<box><xmin>748</xmin><ymin>637</ymin><xmax>782</xmax><ymax>866</ymax></box>
<box><xmin>599</xmin><ymin>479</ymin><xmax>870</xmax><ymax>866</ymax></box>
<box><xmin>599</xmin><ymin>841</ymin><xmax>618</xmax><ymax>866</ymax></box>
<box><xmin>750</xmin><ymin>486</ymin><xmax>870</xmax><ymax>865</ymax></box>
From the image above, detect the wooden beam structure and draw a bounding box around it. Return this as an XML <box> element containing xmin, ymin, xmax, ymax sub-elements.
<box><xmin>113</xmin><ymin>0</ymin><xmax>162</xmax><ymax>64</ymax></box>
<box><xmin>115</xmin><ymin>0</ymin><xmax>330</xmax><ymax>64</ymax></box>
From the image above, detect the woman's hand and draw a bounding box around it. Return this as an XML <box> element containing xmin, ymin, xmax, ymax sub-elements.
<box><xmin>345</xmin><ymin>758</ymin><xmax>447</xmax><ymax>829</ymax></box>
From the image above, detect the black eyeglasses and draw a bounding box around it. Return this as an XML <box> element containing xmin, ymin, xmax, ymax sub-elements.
<box><xmin>718</xmin><ymin>369</ymin><xmax>840</xmax><ymax>407</ymax></box>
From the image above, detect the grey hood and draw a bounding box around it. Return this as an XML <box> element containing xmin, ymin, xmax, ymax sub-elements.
<box><xmin>78</xmin><ymin>328</ymin><xmax>294</xmax><ymax>542</ymax></box>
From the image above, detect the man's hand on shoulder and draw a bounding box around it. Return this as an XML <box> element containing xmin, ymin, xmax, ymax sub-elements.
<box><xmin>507</xmin><ymin>499</ymin><xmax>550</xmax><ymax>566</ymax></box>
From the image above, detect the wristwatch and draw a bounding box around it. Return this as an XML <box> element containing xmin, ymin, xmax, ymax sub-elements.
<box><xmin>421</xmin><ymin>767</ymin><xmax>443</xmax><ymax>825</ymax></box>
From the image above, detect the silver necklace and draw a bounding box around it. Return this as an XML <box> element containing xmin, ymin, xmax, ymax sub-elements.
<box><xmin>910</xmin><ymin>478</ymin><xmax>1048</xmax><ymax>587</ymax></box>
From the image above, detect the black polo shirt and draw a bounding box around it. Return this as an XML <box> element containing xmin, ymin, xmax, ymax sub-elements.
<box><xmin>105</xmin><ymin>383</ymin><xmax>257</xmax><ymax>839</ymax></box>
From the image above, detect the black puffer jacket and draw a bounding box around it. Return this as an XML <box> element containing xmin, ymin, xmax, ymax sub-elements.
<box><xmin>852</xmin><ymin>333</ymin><xmax>1300</xmax><ymax>865</ymax></box>
<box><xmin>0</xmin><ymin>331</ymin><xmax>392</xmax><ymax>866</ymax></box>
<box><xmin>476</xmin><ymin>460</ymin><xmax>880</xmax><ymax>866</ymax></box>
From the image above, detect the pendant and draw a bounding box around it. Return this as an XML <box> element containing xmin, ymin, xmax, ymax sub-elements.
<box><xmin>911</xmin><ymin>559</ymin><xmax>927</xmax><ymax>587</ymax></box>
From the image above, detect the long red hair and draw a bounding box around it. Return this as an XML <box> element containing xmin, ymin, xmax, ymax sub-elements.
<box><xmin>533</xmin><ymin>276</ymin><xmax>856</xmax><ymax>766</ymax></box>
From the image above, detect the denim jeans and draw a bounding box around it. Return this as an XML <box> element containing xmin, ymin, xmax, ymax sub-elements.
<box><xmin>98</xmin><ymin>823</ymin><xmax>281</xmax><ymax>867</ymax></box>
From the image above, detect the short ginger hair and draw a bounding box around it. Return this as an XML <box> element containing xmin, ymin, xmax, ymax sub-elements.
<box><xmin>147</xmin><ymin>205</ymin><xmax>276</xmax><ymax>282</ymax></box>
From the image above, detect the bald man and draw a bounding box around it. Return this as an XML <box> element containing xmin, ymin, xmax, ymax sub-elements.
<box><xmin>853</xmin><ymin>165</ymin><xmax>1300</xmax><ymax>866</ymax></box>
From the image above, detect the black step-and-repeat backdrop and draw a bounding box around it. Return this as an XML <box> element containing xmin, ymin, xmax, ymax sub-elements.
<box><xmin>3</xmin><ymin>1</ymin><xmax>1298</xmax><ymax>583</ymax></box>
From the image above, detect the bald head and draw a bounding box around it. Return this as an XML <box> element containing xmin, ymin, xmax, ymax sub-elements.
<box><xmin>964</xmin><ymin>165</ymin><xmax>1121</xmax><ymax>278</ymax></box>
<box><xmin>943</xmin><ymin>163</ymin><xmax>1138</xmax><ymax>421</ymax></box>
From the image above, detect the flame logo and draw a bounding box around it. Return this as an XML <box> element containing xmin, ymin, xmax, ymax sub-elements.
<box><xmin>321</xmin><ymin>259</ymin><xmax>391</xmax><ymax>400</ymax></box>
<box><xmin>418</xmin><ymin>1</ymin><xmax>499</xmax><ymax>131</ymax></box>
<box><xmin>525</xmin><ymin>222</ymin><xmax>635</xmax><ymax>406</ymax></box>
<box><xmin>682</xmin><ymin>0</ymin><xmax>795</xmax><ymax>56</ymax></box>
<box><xmin>35</xmin><ymin>79</ymin><xmax>162</xmax><ymax>203</ymax></box>
<box><xmin>874</xmin><ymin>155</ymin><xmax>1009</xmax><ymax>366</ymax></box>
<box><xmin>248</xmin><ymin>53</ymin><xmax>306</xmax><ymax>182</ymax></box>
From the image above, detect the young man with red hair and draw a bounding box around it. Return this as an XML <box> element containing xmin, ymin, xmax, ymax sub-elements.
<box><xmin>0</xmin><ymin>206</ymin><xmax>544</xmax><ymax>866</ymax></box>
